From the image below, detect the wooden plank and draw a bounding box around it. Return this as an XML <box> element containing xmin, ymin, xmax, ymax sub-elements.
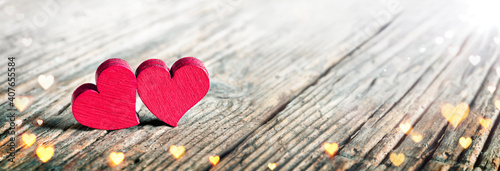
<box><xmin>423</xmin><ymin>35</ymin><xmax>500</xmax><ymax>170</ymax></box>
<box><xmin>215</xmin><ymin>1</ymin><xmax>500</xmax><ymax>171</ymax></box>
<box><xmin>0</xmin><ymin>0</ymin><xmax>400</xmax><ymax>170</ymax></box>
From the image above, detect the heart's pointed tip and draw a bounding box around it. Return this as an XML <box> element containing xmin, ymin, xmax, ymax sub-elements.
<box><xmin>171</xmin><ymin>123</ymin><xmax>178</xmax><ymax>127</ymax></box>
<box><xmin>164</xmin><ymin>120</ymin><xmax>178</xmax><ymax>127</ymax></box>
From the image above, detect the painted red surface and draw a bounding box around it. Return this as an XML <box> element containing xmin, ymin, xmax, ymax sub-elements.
<box><xmin>137</xmin><ymin>57</ymin><xmax>210</xmax><ymax>127</ymax></box>
<box><xmin>72</xmin><ymin>58</ymin><xmax>139</xmax><ymax>130</ymax></box>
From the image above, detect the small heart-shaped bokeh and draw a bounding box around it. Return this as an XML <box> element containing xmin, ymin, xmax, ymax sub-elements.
<box><xmin>169</xmin><ymin>145</ymin><xmax>185</xmax><ymax>159</ymax></box>
<box><xmin>22</xmin><ymin>133</ymin><xmax>36</xmax><ymax>147</ymax></box>
<box><xmin>389</xmin><ymin>152</ymin><xmax>405</xmax><ymax>166</ymax></box>
<box><xmin>209</xmin><ymin>155</ymin><xmax>220</xmax><ymax>166</ymax></box>
<box><xmin>459</xmin><ymin>137</ymin><xmax>472</xmax><ymax>149</ymax></box>
<box><xmin>109</xmin><ymin>152</ymin><xmax>125</xmax><ymax>166</ymax></box>
<box><xmin>323</xmin><ymin>142</ymin><xmax>339</xmax><ymax>158</ymax></box>
<box><xmin>36</xmin><ymin>145</ymin><xmax>54</xmax><ymax>163</ymax></box>
<box><xmin>441</xmin><ymin>103</ymin><xmax>469</xmax><ymax>128</ymax></box>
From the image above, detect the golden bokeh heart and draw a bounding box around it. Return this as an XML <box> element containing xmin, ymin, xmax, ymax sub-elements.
<box><xmin>13</xmin><ymin>96</ymin><xmax>33</xmax><ymax>112</ymax></box>
<box><xmin>440</xmin><ymin>103</ymin><xmax>469</xmax><ymax>127</ymax></box>
<box><xmin>495</xmin><ymin>100</ymin><xmax>500</xmax><ymax>111</ymax></box>
<box><xmin>268</xmin><ymin>163</ymin><xmax>277</xmax><ymax>170</ymax></box>
<box><xmin>209</xmin><ymin>155</ymin><xmax>220</xmax><ymax>166</ymax></box>
<box><xmin>323</xmin><ymin>142</ymin><xmax>339</xmax><ymax>158</ymax></box>
<box><xmin>399</xmin><ymin>122</ymin><xmax>412</xmax><ymax>134</ymax></box>
<box><xmin>389</xmin><ymin>152</ymin><xmax>405</xmax><ymax>166</ymax></box>
<box><xmin>38</xmin><ymin>75</ymin><xmax>54</xmax><ymax>90</ymax></box>
<box><xmin>36</xmin><ymin>119</ymin><xmax>43</xmax><ymax>126</ymax></box>
<box><xmin>480</xmin><ymin>118</ymin><xmax>491</xmax><ymax>129</ymax></box>
<box><xmin>459</xmin><ymin>137</ymin><xmax>472</xmax><ymax>149</ymax></box>
<box><xmin>36</xmin><ymin>145</ymin><xmax>54</xmax><ymax>163</ymax></box>
<box><xmin>169</xmin><ymin>145</ymin><xmax>185</xmax><ymax>159</ymax></box>
<box><xmin>410</xmin><ymin>132</ymin><xmax>423</xmax><ymax>143</ymax></box>
<box><xmin>109</xmin><ymin>152</ymin><xmax>125</xmax><ymax>165</ymax></box>
<box><xmin>22</xmin><ymin>133</ymin><xmax>36</xmax><ymax>147</ymax></box>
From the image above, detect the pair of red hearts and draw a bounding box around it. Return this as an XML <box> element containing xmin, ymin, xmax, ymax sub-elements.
<box><xmin>72</xmin><ymin>57</ymin><xmax>210</xmax><ymax>130</ymax></box>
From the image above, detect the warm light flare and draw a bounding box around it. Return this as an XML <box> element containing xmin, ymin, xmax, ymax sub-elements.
<box><xmin>36</xmin><ymin>145</ymin><xmax>54</xmax><ymax>163</ymax></box>
<box><xmin>22</xmin><ymin>133</ymin><xmax>36</xmax><ymax>147</ymax></box>
<box><xmin>410</xmin><ymin>132</ymin><xmax>423</xmax><ymax>143</ymax></box>
<box><xmin>399</xmin><ymin>122</ymin><xmax>412</xmax><ymax>135</ymax></box>
<box><xmin>109</xmin><ymin>152</ymin><xmax>125</xmax><ymax>166</ymax></box>
<box><xmin>459</xmin><ymin>137</ymin><xmax>472</xmax><ymax>149</ymax></box>
<box><xmin>480</xmin><ymin>118</ymin><xmax>492</xmax><ymax>129</ymax></box>
<box><xmin>169</xmin><ymin>145</ymin><xmax>185</xmax><ymax>159</ymax></box>
<box><xmin>268</xmin><ymin>163</ymin><xmax>277</xmax><ymax>170</ymax></box>
<box><xmin>209</xmin><ymin>155</ymin><xmax>220</xmax><ymax>166</ymax></box>
<box><xmin>13</xmin><ymin>96</ymin><xmax>33</xmax><ymax>112</ymax></box>
<box><xmin>323</xmin><ymin>142</ymin><xmax>339</xmax><ymax>158</ymax></box>
<box><xmin>389</xmin><ymin>153</ymin><xmax>405</xmax><ymax>166</ymax></box>
<box><xmin>441</xmin><ymin>103</ymin><xmax>469</xmax><ymax>127</ymax></box>
<box><xmin>36</xmin><ymin>119</ymin><xmax>43</xmax><ymax>126</ymax></box>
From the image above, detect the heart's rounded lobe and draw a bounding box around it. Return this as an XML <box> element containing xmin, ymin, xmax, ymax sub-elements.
<box><xmin>136</xmin><ymin>57</ymin><xmax>209</xmax><ymax>127</ymax></box>
<box><xmin>72</xmin><ymin>58</ymin><xmax>139</xmax><ymax>130</ymax></box>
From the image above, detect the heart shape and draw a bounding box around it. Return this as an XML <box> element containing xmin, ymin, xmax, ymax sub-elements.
<box><xmin>209</xmin><ymin>155</ymin><xmax>220</xmax><ymax>166</ymax></box>
<box><xmin>268</xmin><ymin>163</ymin><xmax>277</xmax><ymax>170</ymax></box>
<box><xmin>495</xmin><ymin>100</ymin><xmax>500</xmax><ymax>111</ymax></box>
<box><xmin>389</xmin><ymin>152</ymin><xmax>405</xmax><ymax>166</ymax></box>
<box><xmin>480</xmin><ymin>118</ymin><xmax>491</xmax><ymax>129</ymax></box>
<box><xmin>109</xmin><ymin>152</ymin><xmax>125</xmax><ymax>165</ymax></box>
<box><xmin>72</xmin><ymin>58</ymin><xmax>139</xmax><ymax>130</ymax></box>
<box><xmin>136</xmin><ymin>57</ymin><xmax>209</xmax><ymax>127</ymax></box>
<box><xmin>36</xmin><ymin>145</ymin><xmax>54</xmax><ymax>163</ymax></box>
<box><xmin>22</xmin><ymin>133</ymin><xmax>36</xmax><ymax>147</ymax></box>
<box><xmin>38</xmin><ymin>74</ymin><xmax>54</xmax><ymax>90</ymax></box>
<box><xmin>36</xmin><ymin>119</ymin><xmax>43</xmax><ymax>126</ymax></box>
<box><xmin>440</xmin><ymin>103</ymin><xmax>469</xmax><ymax>127</ymax></box>
<box><xmin>410</xmin><ymin>132</ymin><xmax>423</xmax><ymax>143</ymax></box>
<box><xmin>487</xmin><ymin>85</ymin><xmax>496</xmax><ymax>93</ymax></box>
<box><xmin>399</xmin><ymin>122</ymin><xmax>412</xmax><ymax>134</ymax></box>
<box><xmin>13</xmin><ymin>96</ymin><xmax>32</xmax><ymax>112</ymax></box>
<box><xmin>169</xmin><ymin>145</ymin><xmax>185</xmax><ymax>159</ymax></box>
<box><xmin>323</xmin><ymin>142</ymin><xmax>339</xmax><ymax>157</ymax></box>
<box><xmin>459</xmin><ymin>137</ymin><xmax>472</xmax><ymax>149</ymax></box>
<box><xmin>469</xmin><ymin>55</ymin><xmax>481</xmax><ymax>65</ymax></box>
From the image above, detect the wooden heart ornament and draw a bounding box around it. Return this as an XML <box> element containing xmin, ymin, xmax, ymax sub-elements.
<box><xmin>72</xmin><ymin>58</ymin><xmax>139</xmax><ymax>130</ymax></box>
<box><xmin>136</xmin><ymin>57</ymin><xmax>209</xmax><ymax>127</ymax></box>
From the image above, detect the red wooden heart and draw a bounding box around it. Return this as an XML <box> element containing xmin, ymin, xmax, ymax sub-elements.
<box><xmin>136</xmin><ymin>57</ymin><xmax>209</xmax><ymax>127</ymax></box>
<box><xmin>72</xmin><ymin>58</ymin><xmax>139</xmax><ymax>130</ymax></box>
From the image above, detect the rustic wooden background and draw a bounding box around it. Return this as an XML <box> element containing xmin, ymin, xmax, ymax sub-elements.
<box><xmin>1</xmin><ymin>0</ymin><xmax>500</xmax><ymax>170</ymax></box>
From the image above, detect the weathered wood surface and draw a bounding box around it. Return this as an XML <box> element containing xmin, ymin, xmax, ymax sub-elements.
<box><xmin>1</xmin><ymin>0</ymin><xmax>499</xmax><ymax>170</ymax></box>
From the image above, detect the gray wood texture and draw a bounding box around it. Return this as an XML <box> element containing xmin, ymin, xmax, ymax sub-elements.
<box><xmin>1</xmin><ymin>0</ymin><xmax>499</xmax><ymax>170</ymax></box>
